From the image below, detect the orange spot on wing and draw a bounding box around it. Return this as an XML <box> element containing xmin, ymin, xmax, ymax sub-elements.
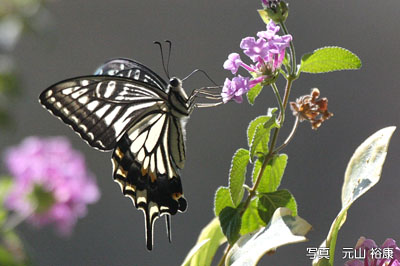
<box><xmin>115</xmin><ymin>147</ymin><xmax>124</xmax><ymax>159</ymax></box>
<box><xmin>172</xmin><ymin>192</ymin><xmax>182</xmax><ymax>201</ymax></box>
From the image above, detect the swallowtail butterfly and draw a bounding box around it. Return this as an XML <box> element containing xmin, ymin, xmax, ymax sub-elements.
<box><xmin>39</xmin><ymin>57</ymin><xmax>221</xmax><ymax>250</ymax></box>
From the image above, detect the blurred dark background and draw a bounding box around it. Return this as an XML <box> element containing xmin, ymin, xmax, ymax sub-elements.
<box><xmin>2</xmin><ymin>0</ymin><xmax>400</xmax><ymax>265</ymax></box>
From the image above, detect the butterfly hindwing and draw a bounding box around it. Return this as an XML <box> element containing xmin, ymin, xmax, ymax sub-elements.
<box><xmin>111</xmin><ymin>111</ymin><xmax>187</xmax><ymax>250</ymax></box>
<box><xmin>39</xmin><ymin>75</ymin><xmax>167</xmax><ymax>151</ymax></box>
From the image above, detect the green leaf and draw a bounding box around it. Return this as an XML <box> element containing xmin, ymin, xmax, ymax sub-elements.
<box><xmin>0</xmin><ymin>231</ymin><xmax>29</xmax><ymax>266</ymax></box>
<box><xmin>312</xmin><ymin>127</ymin><xmax>396</xmax><ymax>266</ymax></box>
<box><xmin>247</xmin><ymin>109</ymin><xmax>278</xmax><ymax>162</ymax></box>
<box><xmin>0</xmin><ymin>177</ymin><xmax>13</xmax><ymax>200</ymax></box>
<box><xmin>257</xmin><ymin>9</ymin><xmax>270</xmax><ymax>25</ymax></box>
<box><xmin>257</xmin><ymin>189</ymin><xmax>297</xmax><ymax>224</ymax></box>
<box><xmin>313</xmin><ymin>257</ymin><xmax>331</xmax><ymax>266</ymax></box>
<box><xmin>0</xmin><ymin>246</ymin><xmax>18</xmax><ymax>266</ymax></box>
<box><xmin>0</xmin><ymin>71</ymin><xmax>19</xmax><ymax>97</ymax></box>
<box><xmin>182</xmin><ymin>218</ymin><xmax>226</xmax><ymax>266</ymax></box>
<box><xmin>0</xmin><ymin>108</ymin><xmax>12</xmax><ymax>128</ymax></box>
<box><xmin>247</xmin><ymin>116</ymin><xmax>269</xmax><ymax>148</ymax></box>
<box><xmin>229</xmin><ymin>149</ymin><xmax>250</xmax><ymax>206</ymax></box>
<box><xmin>300</xmin><ymin>46</ymin><xmax>361</xmax><ymax>74</ymax></box>
<box><xmin>247</xmin><ymin>109</ymin><xmax>278</xmax><ymax>147</ymax></box>
<box><xmin>214</xmin><ymin>186</ymin><xmax>234</xmax><ymax>217</ymax></box>
<box><xmin>246</xmin><ymin>83</ymin><xmax>263</xmax><ymax>105</ymax></box>
<box><xmin>226</xmin><ymin>208</ymin><xmax>312</xmax><ymax>266</ymax></box>
<box><xmin>250</xmin><ymin>124</ymin><xmax>269</xmax><ymax>163</ymax></box>
<box><xmin>240</xmin><ymin>198</ymin><xmax>265</xmax><ymax>235</ymax></box>
<box><xmin>0</xmin><ymin>177</ymin><xmax>13</xmax><ymax>227</ymax></box>
<box><xmin>0</xmin><ymin>56</ymin><xmax>20</xmax><ymax>97</ymax></box>
<box><xmin>280</xmin><ymin>52</ymin><xmax>290</xmax><ymax>74</ymax></box>
<box><xmin>252</xmin><ymin>154</ymin><xmax>288</xmax><ymax>193</ymax></box>
<box><xmin>219</xmin><ymin>207</ymin><xmax>242</xmax><ymax>244</ymax></box>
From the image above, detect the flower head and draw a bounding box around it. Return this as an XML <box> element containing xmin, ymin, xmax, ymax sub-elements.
<box><xmin>290</xmin><ymin>88</ymin><xmax>333</xmax><ymax>130</ymax></box>
<box><xmin>223</xmin><ymin>53</ymin><xmax>243</xmax><ymax>75</ymax></box>
<box><xmin>240</xmin><ymin>37</ymin><xmax>269</xmax><ymax>63</ymax></box>
<box><xmin>4</xmin><ymin>137</ymin><xmax>100</xmax><ymax>235</ymax></box>
<box><xmin>345</xmin><ymin>237</ymin><xmax>400</xmax><ymax>266</ymax></box>
<box><xmin>257</xmin><ymin>21</ymin><xmax>281</xmax><ymax>40</ymax></box>
<box><xmin>222</xmin><ymin>20</ymin><xmax>292</xmax><ymax>103</ymax></box>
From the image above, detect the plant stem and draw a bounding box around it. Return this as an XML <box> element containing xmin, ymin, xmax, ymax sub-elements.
<box><xmin>279</xmin><ymin>22</ymin><xmax>297</xmax><ymax>77</ymax></box>
<box><xmin>218</xmin><ymin>20</ymin><xmax>299</xmax><ymax>266</ymax></box>
<box><xmin>219</xmin><ymin>76</ymin><xmax>296</xmax><ymax>264</ymax></box>
<box><xmin>1</xmin><ymin>204</ymin><xmax>36</xmax><ymax>233</ymax></box>
<box><xmin>275</xmin><ymin>116</ymin><xmax>299</xmax><ymax>153</ymax></box>
<box><xmin>271</xmin><ymin>83</ymin><xmax>284</xmax><ymax>123</ymax></box>
<box><xmin>217</xmin><ymin>244</ymin><xmax>232</xmax><ymax>266</ymax></box>
<box><xmin>239</xmin><ymin>73</ymin><xmax>292</xmax><ymax>215</ymax></box>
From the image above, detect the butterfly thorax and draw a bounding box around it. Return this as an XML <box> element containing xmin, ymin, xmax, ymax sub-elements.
<box><xmin>167</xmin><ymin>77</ymin><xmax>191</xmax><ymax>117</ymax></box>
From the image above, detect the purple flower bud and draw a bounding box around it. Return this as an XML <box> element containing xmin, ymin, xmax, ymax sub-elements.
<box><xmin>221</xmin><ymin>76</ymin><xmax>250</xmax><ymax>103</ymax></box>
<box><xmin>4</xmin><ymin>137</ymin><xmax>100</xmax><ymax>235</ymax></box>
<box><xmin>261</xmin><ymin>0</ymin><xmax>281</xmax><ymax>9</ymax></box>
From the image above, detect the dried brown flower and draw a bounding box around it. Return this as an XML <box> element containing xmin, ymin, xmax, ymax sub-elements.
<box><xmin>290</xmin><ymin>88</ymin><xmax>333</xmax><ymax>130</ymax></box>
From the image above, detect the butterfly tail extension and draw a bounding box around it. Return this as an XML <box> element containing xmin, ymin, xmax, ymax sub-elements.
<box><xmin>111</xmin><ymin>134</ymin><xmax>187</xmax><ymax>250</ymax></box>
<box><xmin>165</xmin><ymin>215</ymin><xmax>172</xmax><ymax>243</ymax></box>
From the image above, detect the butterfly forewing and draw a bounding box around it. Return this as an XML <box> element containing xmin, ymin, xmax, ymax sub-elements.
<box><xmin>39</xmin><ymin>76</ymin><xmax>166</xmax><ymax>150</ymax></box>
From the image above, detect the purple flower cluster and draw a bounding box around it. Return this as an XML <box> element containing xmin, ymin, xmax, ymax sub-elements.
<box><xmin>221</xmin><ymin>20</ymin><xmax>292</xmax><ymax>103</ymax></box>
<box><xmin>345</xmin><ymin>237</ymin><xmax>400</xmax><ymax>266</ymax></box>
<box><xmin>4</xmin><ymin>137</ymin><xmax>100</xmax><ymax>235</ymax></box>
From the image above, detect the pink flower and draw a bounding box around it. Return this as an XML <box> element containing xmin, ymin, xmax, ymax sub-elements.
<box><xmin>257</xmin><ymin>21</ymin><xmax>281</xmax><ymax>40</ymax></box>
<box><xmin>4</xmin><ymin>137</ymin><xmax>100</xmax><ymax>235</ymax></box>
<box><xmin>221</xmin><ymin>76</ymin><xmax>251</xmax><ymax>103</ymax></box>
<box><xmin>223</xmin><ymin>53</ymin><xmax>243</xmax><ymax>74</ymax></box>
<box><xmin>240</xmin><ymin>37</ymin><xmax>269</xmax><ymax>62</ymax></box>
<box><xmin>221</xmin><ymin>20</ymin><xmax>292</xmax><ymax>103</ymax></box>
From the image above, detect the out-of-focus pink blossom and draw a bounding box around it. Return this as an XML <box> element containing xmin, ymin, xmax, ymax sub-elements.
<box><xmin>4</xmin><ymin>137</ymin><xmax>100</xmax><ymax>235</ymax></box>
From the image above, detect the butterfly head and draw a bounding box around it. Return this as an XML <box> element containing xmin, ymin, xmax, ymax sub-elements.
<box><xmin>169</xmin><ymin>77</ymin><xmax>181</xmax><ymax>88</ymax></box>
<box><xmin>169</xmin><ymin>77</ymin><xmax>188</xmax><ymax>101</ymax></box>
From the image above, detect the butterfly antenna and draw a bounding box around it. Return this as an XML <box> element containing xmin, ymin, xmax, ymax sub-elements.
<box><xmin>165</xmin><ymin>40</ymin><xmax>172</xmax><ymax>78</ymax></box>
<box><xmin>153</xmin><ymin>41</ymin><xmax>170</xmax><ymax>79</ymax></box>
<box><xmin>182</xmin><ymin>69</ymin><xmax>219</xmax><ymax>86</ymax></box>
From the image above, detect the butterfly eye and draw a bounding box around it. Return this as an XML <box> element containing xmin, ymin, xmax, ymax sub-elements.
<box><xmin>169</xmin><ymin>77</ymin><xmax>180</xmax><ymax>88</ymax></box>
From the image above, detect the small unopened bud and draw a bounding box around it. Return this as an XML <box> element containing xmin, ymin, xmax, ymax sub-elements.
<box><xmin>290</xmin><ymin>88</ymin><xmax>333</xmax><ymax>130</ymax></box>
<box><xmin>262</xmin><ymin>0</ymin><xmax>289</xmax><ymax>23</ymax></box>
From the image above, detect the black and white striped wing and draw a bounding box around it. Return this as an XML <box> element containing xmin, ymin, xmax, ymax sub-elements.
<box><xmin>40</xmin><ymin>59</ymin><xmax>189</xmax><ymax>250</ymax></box>
<box><xmin>112</xmin><ymin>111</ymin><xmax>188</xmax><ymax>250</ymax></box>
<box><xmin>39</xmin><ymin>75</ymin><xmax>167</xmax><ymax>151</ymax></box>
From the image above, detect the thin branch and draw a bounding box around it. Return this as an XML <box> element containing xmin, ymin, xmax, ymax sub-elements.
<box><xmin>275</xmin><ymin>116</ymin><xmax>299</xmax><ymax>153</ymax></box>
